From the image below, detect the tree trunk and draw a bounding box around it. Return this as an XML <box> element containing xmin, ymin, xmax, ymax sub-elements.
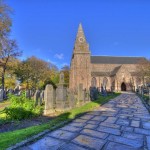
<box><xmin>1</xmin><ymin>67</ymin><xmax>6</xmax><ymax>99</ymax></box>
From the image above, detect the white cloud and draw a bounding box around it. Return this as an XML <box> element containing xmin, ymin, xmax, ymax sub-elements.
<box><xmin>54</xmin><ymin>53</ymin><xmax>64</xmax><ymax>60</ymax></box>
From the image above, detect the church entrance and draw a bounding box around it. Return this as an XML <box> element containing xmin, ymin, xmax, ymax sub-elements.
<box><xmin>121</xmin><ymin>82</ymin><xmax>126</xmax><ymax>91</ymax></box>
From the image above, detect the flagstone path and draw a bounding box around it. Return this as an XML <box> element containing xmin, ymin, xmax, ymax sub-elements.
<box><xmin>20</xmin><ymin>93</ymin><xmax>150</xmax><ymax>150</ymax></box>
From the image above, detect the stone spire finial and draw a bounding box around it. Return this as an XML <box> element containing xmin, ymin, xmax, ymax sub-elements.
<box><xmin>78</xmin><ymin>23</ymin><xmax>83</xmax><ymax>32</ymax></box>
<box><xmin>73</xmin><ymin>23</ymin><xmax>90</xmax><ymax>54</ymax></box>
<box><xmin>76</xmin><ymin>23</ymin><xmax>86</xmax><ymax>39</ymax></box>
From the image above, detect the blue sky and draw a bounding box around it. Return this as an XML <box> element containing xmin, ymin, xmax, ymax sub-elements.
<box><xmin>6</xmin><ymin>0</ymin><xmax>150</xmax><ymax>68</ymax></box>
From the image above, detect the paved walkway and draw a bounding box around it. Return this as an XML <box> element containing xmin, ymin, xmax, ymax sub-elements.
<box><xmin>21</xmin><ymin>93</ymin><xmax>150</xmax><ymax>150</ymax></box>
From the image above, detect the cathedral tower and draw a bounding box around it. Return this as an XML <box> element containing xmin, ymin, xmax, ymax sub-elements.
<box><xmin>69</xmin><ymin>24</ymin><xmax>91</xmax><ymax>90</ymax></box>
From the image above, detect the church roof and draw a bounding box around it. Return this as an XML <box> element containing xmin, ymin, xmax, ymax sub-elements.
<box><xmin>91</xmin><ymin>56</ymin><xmax>146</xmax><ymax>64</ymax></box>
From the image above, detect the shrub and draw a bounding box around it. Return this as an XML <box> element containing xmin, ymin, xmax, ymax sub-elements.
<box><xmin>4</xmin><ymin>93</ymin><xmax>43</xmax><ymax>120</ymax></box>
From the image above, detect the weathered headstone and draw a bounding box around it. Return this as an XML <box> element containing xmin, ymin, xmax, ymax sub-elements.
<box><xmin>85</xmin><ymin>89</ymin><xmax>90</xmax><ymax>102</ymax></box>
<box><xmin>34</xmin><ymin>90</ymin><xmax>41</xmax><ymax>106</ymax></box>
<box><xmin>55</xmin><ymin>72</ymin><xmax>68</xmax><ymax>111</ymax></box>
<box><xmin>44</xmin><ymin>84</ymin><xmax>56</xmax><ymax>115</ymax></box>
<box><xmin>3</xmin><ymin>89</ymin><xmax>7</xmax><ymax>99</ymax></box>
<box><xmin>25</xmin><ymin>89</ymin><xmax>31</xmax><ymax>99</ymax></box>
<box><xmin>56</xmin><ymin>86</ymin><xmax>67</xmax><ymax>111</ymax></box>
<box><xmin>0</xmin><ymin>89</ymin><xmax>4</xmax><ymax>101</ymax></box>
<box><xmin>68</xmin><ymin>89</ymin><xmax>75</xmax><ymax>108</ymax></box>
<box><xmin>40</xmin><ymin>90</ymin><xmax>44</xmax><ymax>105</ymax></box>
<box><xmin>90</xmin><ymin>87</ymin><xmax>98</xmax><ymax>100</ymax></box>
<box><xmin>77</xmin><ymin>83</ymin><xmax>84</xmax><ymax>103</ymax></box>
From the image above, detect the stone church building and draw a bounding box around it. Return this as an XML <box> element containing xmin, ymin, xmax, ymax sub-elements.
<box><xmin>69</xmin><ymin>24</ymin><xmax>145</xmax><ymax>92</ymax></box>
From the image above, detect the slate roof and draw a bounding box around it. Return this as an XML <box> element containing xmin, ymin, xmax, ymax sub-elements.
<box><xmin>91</xmin><ymin>56</ymin><xmax>146</xmax><ymax>64</ymax></box>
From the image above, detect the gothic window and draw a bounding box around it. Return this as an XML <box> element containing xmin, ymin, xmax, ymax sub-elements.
<box><xmin>91</xmin><ymin>77</ymin><xmax>97</xmax><ymax>87</ymax></box>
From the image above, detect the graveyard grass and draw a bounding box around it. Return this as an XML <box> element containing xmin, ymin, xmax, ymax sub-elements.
<box><xmin>0</xmin><ymin>93</ymin><xmax>120</xmax><ymax>150</ymax></box>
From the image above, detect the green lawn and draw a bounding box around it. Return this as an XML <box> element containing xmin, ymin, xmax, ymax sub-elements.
<box><xmin>0</xmin><ymin>93</ymin><xmax>120</xmax><ymax>150</ymax></box>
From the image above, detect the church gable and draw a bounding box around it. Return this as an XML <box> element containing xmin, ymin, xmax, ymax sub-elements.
<box><xmin>115</xmin><ymin>65</ymin><xmax>131</xmax><ymax>77</ymax></box>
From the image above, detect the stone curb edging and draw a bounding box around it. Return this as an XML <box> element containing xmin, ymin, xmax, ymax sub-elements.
<box><xmin>6</xmin><ymin>120</ymin><xmax>70</xmax><ymax>150</ymax></box>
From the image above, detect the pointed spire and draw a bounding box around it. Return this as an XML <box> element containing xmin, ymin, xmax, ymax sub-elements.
<box><xmin>78</xmin><ymin>23</ymin><xmax>83</xmax><ymax>33</ymax></box>
<box><xmin>73</xmin><ymin>23</ymin><xmax>90</xmax><ymax>53</ymax></box>
<box><xmin>76</xmin><ymin>23</ymin><xmax>86</xmax><ymax>42</ymax></box>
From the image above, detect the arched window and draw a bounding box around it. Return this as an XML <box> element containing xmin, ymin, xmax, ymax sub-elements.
<box><xmin>103</xmin><ymin>77</ymin><xmax>108</xmax><ymax>87</ymax></box>
<box><xmin>91</xmin><ymin>77</ymin><xmax>97</xmax><ymax>87</ymax></box>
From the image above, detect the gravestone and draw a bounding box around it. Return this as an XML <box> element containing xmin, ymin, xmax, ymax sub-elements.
<box><xmin>40</xmin><ymin>90</ymin><xmax>44</xmax><ymax>105</ymax></box>
<box><xmin>0</xmin><ymin>89</ymin><xmax>4</xmax><ymax>101</ymax></box>
<box><xmin>3</xmin><ymin>89</ymin><xmax>7</xmax><ymax>99</ymax></box>
<box><xmin>44</xmin><ymin>84</ymin><xmax>56</xmax><ymax>115</ymax></box>
<box><xmin>82</xmin><ymin>89</ymin><xmax>86</xmax><ymax>103</ymax></box>
<box><xmin>55</xmin><ymin>72</ymin><xmax>68</xmax><ymax>111</ymax></box>
<box><xmin>56</xmin><ymin>86</ymin><xmax>67</xmax><ymax>110</ymax></box>
<box><xmin>77</xmin><ymin>83</ymin><xmax>84</xmax><ymax>104</ymax></box>
<box><xmin>68</xmin><ymin>89</ymin><xmax>75</xmax><ymax>108</ymax></box>
<box><xmin>25</xmin><ymin>89</ymin><xmax>31</xmax><ymax>99</ymax></box>
<box><xmin>90</xmin><ymin>87</ymin><xmax>98</xmax><ymax>100</ymax></box>
<box><xmin>34</xmin><ymin>90</ymin><xmax>41</xmax><ymax>106</ymax></box>
<box><xmin>85</xmin><ymin>89</ymin><xmax>90</xmax><ymax>102</ymax></box>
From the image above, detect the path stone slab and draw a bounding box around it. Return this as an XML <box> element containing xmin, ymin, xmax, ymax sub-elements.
<box><xmin>131</xmin><ymin>120</ymin><xmax>140</xmax><ymax>128</ymax></box>
<box><xmin>73</xmin><ymin>134</ymin><xmax>106</xmax><ymax>150</ymax></box>
<box><xmin>146</xmin><ymin>136</ymin><xmax>150</xmax><ymax>150</ymax></box>
<box><xmin>105</xmin><ymin>142</ymin><xmax>139</xmax><ymax>150</ymax></box>
<box><xmin>61</xmin><ymin>125</ymin><xmax>82</xmax><ymax>132</ymax></box>
<box><xmin>80</xmin><ymin>114</ymin><xmax>94</xmax><ymax>120</ymax></box>
<box><xmin>121</xmin><ymin>126</ymin><xmax>133</xmax><ymax>132</ymax></box>
<box><xmin>84</xmin><ymin>124</ymin><xmax>98</xmax><ymax>129</ymax></box>
<box><xmin>97</xmin><ymin>126</ymin><xmax>121</xmax><ymax>135</ymax></box>
<box><xmin>123</xmin><ymin>132</ymin><xmax>144</xmax><ymax>141</ymax></box>
<box><xmin>142</xmin><ymin>122</ymin><xmax>150</xmax><ymax>129</ymax></box>
<box><xmin>81</xmin><ymin>129</ymin><xmax>108</xmax><ymax>139</ymax></box>
<box><xmin>60</xmin><ymin>142</ymin><xmax>87</xmax><ymax>150</ymax></box>
<box><xmin>86</xmin><ymin>120</ymin><xmax>100</xmax><ymax>125</ymax></box>
<box><xmin>100</xmin><ymin>122</ymin><xmax>120</xmax><ymax>129</ymax></box>
<box><xmin>104</xmin><ymin>117</ymin><xmax>117</xmax><ymax>123</ymax></box>
<box><xmin>47</xmin><ymin>129</ymin><xmax>77</xmax><ymax>140</ymax></box>
<box><xmin>116</xmin><ymin>118</ymin><xmax>130</xmax><ymax>126</ymax></box>
<box><xmin>91</xmin><ymin>116</ymin><xmax>107</xmax><ymax>121</ymax></box>
<box><xmin>69</xmin><ymin>122</ymin><xmax>86</xmax><ymax>128</ymax></box>
<box><xmin>108</xmin><ymin>135</ymin><xmax>143</xmax><ymax>148</ymax></box>
<box><xmin>28</xmin><ymin>136</ymin><xmax>65</xmax><ymax>150</ymax></box>
<box><xmin>134</xmin><ymin>128</ymin><xmax>150</xmax><ymax>135</ymax></box>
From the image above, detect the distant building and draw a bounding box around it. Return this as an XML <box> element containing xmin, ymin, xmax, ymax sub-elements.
<box><xmin>69</xmin><ymin>24</ymin><xmax>146</xmax><ymax>91</ymax></box>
